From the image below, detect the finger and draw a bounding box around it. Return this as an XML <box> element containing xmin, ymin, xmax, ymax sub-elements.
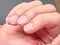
<box><xmin>17</xmin><ymin>4</ymin><xmax>56</xmax><ymax>25</ymax></box>
<box><xmin>6</xmin><ymin>1</ymin><xmax>43</xmax><ymax>24</ymax></box>
<box><xmin>0</xmin><ymin>23</ymin><xmax>22</xmax><ymax>34</ymax></box>
<box><xmin>8</xmin><ymin>2</ymin><xmax>27</xmax><ymax>17</ymax></box>
<box><xmin>24</xmin><ymin>12</ymin><xmax>60</xmax><ymax>34</ymax></box>
<box><xmin>35</xmin><ymin>0</ymin><xmax>40</xmax><ymax>1</ymax></box>
<box><xmin>6</xmin><ymin>2</ymin><xmax>27</xmax><ymax>23</ymax></box>
<box><xmin>16</xmin><ymin>1</ymin><xmax>43</xmax><ymax>16</ymax></box>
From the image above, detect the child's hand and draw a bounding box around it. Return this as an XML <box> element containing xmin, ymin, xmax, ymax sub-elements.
<box><xmin>6</xmin><ymin>1</ymin><xmax>43</xmax><ymax>25</ymax></box>
<box><xmin>6</xmin><ymin>0</ymin><xmax>60</xmax><ymax>43</ymax></box>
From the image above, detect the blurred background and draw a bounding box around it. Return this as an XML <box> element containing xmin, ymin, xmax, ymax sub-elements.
<box><xmin>0</xmin><ymin>0</ymin><xmax>55</xmax><ymax>24</ymax></box>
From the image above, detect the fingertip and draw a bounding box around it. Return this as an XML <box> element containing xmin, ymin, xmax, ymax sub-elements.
<box><xmin>6</xmin><ymin>15</ymin><xmax>19</xmax><ymax>25</ymax></box>
<box><xmin>24</xmin><ymin>23</ymin><xmax>34</xmax><ymax>34</ymax></box>
<box><xmin>17</xmin><ymin>16</ymin><xmax>27</xmax><ymax>25</ymax></box>
<box><xmin>9</xmin><ymin>15</ymin><xmax>19</xmax><ymax>25</ymax></box>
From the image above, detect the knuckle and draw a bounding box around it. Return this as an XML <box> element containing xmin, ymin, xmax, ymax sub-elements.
<box><xmin>35</xmin><ymin>1</ymin><xmax>43</xmax><ymax>4</ymax></box>
<box><xmin>46</xmin><ymin>4</ymin><xmax>56</xmax><ymax>8</ymax></box>
<box><xmin>45</xmin><ymin>4</ymin><xmax>56</xmax><ymax>11</ymax></box>
<box><xmin>20</xmin><ymin>2</ymin><xmax>27</xmax><ymax>4</ymax></box>
<box><xmin>32</xmin><ymin>0</ymin><xmax>43</xmax><ymax>5</ymax></box>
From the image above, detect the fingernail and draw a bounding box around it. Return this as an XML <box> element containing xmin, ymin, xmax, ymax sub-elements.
<box><xmin>17</xmin><ymin>16</ymin><xmax>27</xmax><ymax>24</ymax></box>
<box><xmin>10</xmin><ymin>15</ymin><xmax>19</xmax><ymax>24</ymax></box>
<box><xmin>24</xmin><ymin>23</ymin><xmax>34</xmax><ymax>31</ymax></box>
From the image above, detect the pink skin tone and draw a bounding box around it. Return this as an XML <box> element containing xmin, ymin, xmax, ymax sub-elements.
<box><xmin>0</xmin><ymin>24</ymin><xmax>60</xmax><ymax>45</ymax></box>
<box><xmin>0</xmin><ymin>0</ymin><xmax>60</xmax><ymax>45</ymax></box>
<box><xmin>0</xmin><ymin>25</ymin><xmax>2</xmax><ymax>28</ymax></box>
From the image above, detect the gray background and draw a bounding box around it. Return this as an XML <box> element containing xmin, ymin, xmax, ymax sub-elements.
<box><xmin>0</xmin><ymin>0</ymin><xmax>55</xmax><ymax>24</ymax></box>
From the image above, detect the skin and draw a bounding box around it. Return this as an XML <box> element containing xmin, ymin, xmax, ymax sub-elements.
<box><xmin>0</xmin><ymin>25</ymin><xmax>2</xmax><ymax>28</ymax></box>
<box><xmin>0</xmin><ymin>0</ymin><xmax>60</xmax><ymax>45</ymax></box>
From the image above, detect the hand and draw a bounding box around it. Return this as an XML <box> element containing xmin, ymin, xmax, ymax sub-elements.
<box><xmin>4</xmin><ymin>0</ymin><xmax>60</xmax><ymax>45</ymax></box>
<box><xmin>0</xmin><ymin>24</ymin><xmax>60</xmax><ymax>45</ymax></box>
<box><xmin>0</xmin><ymin>23</ymin><xmax>42</xmax><ymax>45</ymax></box>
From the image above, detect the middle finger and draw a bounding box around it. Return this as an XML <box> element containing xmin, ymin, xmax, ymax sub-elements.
<box><xmin>17</xmin><ymin>4</ymin><xmax>56</xmax><ymax>25</ymax></box>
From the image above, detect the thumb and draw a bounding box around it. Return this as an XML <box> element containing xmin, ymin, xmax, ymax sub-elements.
<box><xmin>0</xmin><ymin>23</ymin><xmax>22</xmax><ymax>34</ymax></box>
